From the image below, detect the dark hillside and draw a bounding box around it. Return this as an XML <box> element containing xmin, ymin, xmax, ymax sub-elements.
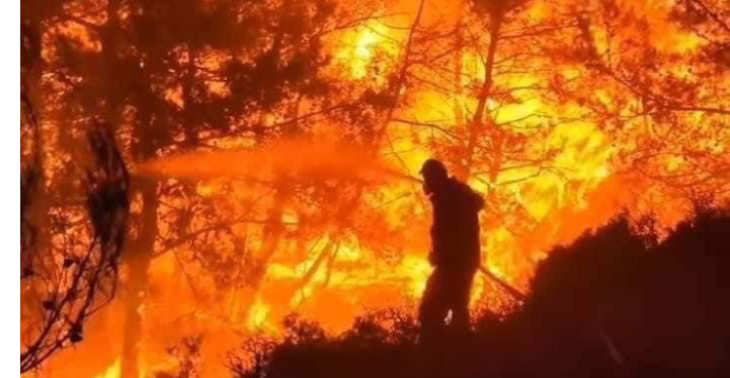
<box><xmin>231</xmin><ymin>210</ymin><xmax>730</xmax><ymax>378</ymax></box>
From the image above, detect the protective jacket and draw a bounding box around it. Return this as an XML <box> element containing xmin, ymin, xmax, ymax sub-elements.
<box><xmin>429</xmin><ymin>177</ymin><xmax>484</xmax><ymax>271</ymax></box>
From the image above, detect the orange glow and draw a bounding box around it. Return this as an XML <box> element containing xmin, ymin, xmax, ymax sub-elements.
<box><xmin>22</xmin><ymin>0</ymin><xmax>730</xmax><ymax>377</ymax></box>
<box><xmin>94</xmin><ymin>359</ymin><xmax>121</xmax><ymax>378</ymax></box>
<box><xmin>334</xmin><ymin>20</ymin><xmax>398</xmax><ymax>81</ymax></box>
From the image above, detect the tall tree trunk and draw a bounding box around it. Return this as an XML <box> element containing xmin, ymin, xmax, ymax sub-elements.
<box><xmin>21</xmin><ymin>15</ymin><xmax>49</xmax><ymax>271</ymax></box>
<box><xmin>120</xmin><ymin>85</ymin><xmax>159</xmax><ymax>378</ymax></box>
<box><xmin>121</xmin><ymin>178</ymin><xmax>158</xmax><ymax>378</ymax></box>
<box><xmin>121</xmin><ymin>112</ymin><xmax>159</xmax><ymax>376</ymax></box>
<box><xmin>183</xmin><ymin>45</ymin><xmax>199</xmax><ymax>148</ymax></box>
<box><xmin>100</xmin><ymin>0</ymin><xmax>123</xmax><ymax>129</ymax></box>
<box><xmin>452</xmin><ymin>2</ymin><xmax>467</xmax><ymax>179</ymax></box>
<box><xmin>96</xmin><ymin>1</ymin><xmax>162</xmax><ymax>375</ymax></box>
<box><xmin>452</xmin><ymin>1</ymin><xmax>466</xmax><ymax>130</ymax></box>
<box><xmin>97</xmin><ymin>3</ymin><xmax>147</xmax><ymax>374</ymax></box>
<box><xmin>463</xmin><ymin>13</ymin><xmax>503</xmax><ymax>181</ymax></box>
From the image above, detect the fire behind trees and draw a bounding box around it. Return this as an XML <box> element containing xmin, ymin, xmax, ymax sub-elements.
<box><xmin>22</xmin><ymin>17</ymin><xmax>131</xmax><ymax>373</ymax></box>
<box><xmin>20</xmin><ymin>0</ymin><xmax>730</xmax><ymax>377</ymax></box>
<box><xmin>21</xmin><ymin>121</ymin><xmax>131</xmax><ymax>373</ymax></box>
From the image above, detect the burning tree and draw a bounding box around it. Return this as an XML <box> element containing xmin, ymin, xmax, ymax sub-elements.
<box><xmin>22</xmin><ymin>9</ymin><xmax>131</xmax><ymax>372</ymax></box>
<box><xmin>20</xmin><ymin>0</ymin><xmax>730</xmax><ymax>376</ymax></box>
<box><xmin>550</xmin><ymin>0</ymin><xmax>730</xmax><ymax>211</ymax></box>
<box><xmin>383</xmin><ymin>0</ymin><xmax>729</xmax><ymax>284</ymax></box>
<box><xmin>38</xmin><ymin>0</ymin><xmax>398</xmax><ymax>375</ymax></box>
<box><xmin>379</xmin><ymin>0</ymin><xmax>610</xmax><ymax>284</ymax></box>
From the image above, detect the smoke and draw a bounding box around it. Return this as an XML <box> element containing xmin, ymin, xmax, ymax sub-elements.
<box><xmin>136</xmin><ymin>140</ymin><xmax>422</xmax><ymax>185</ymax></box>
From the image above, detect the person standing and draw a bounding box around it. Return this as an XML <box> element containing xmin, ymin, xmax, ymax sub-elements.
<box><xmin>418</xmin><ymin>159</ymin><xmax>484</xmax><ymax>343</ymax></box>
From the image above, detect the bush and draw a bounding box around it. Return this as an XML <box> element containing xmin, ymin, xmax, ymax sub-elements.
<box><xmin>230</xmin><ymin>209</ymin><xmax>730</xmax><ymax>378</ymax></box>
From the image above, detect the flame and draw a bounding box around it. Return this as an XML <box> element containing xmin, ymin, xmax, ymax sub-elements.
<box><xmin>93</xmin><ymin>358</ymin><xmax>120</xmax><ymax>378</ymax></box>
<box><xmin>247</xmin><ymin>296</ymin><xmax>271</xmax><ymax>330</ymax></box>
<box><xmin>335</xmin><ymin>20</ymin><xmax>396</xmax><ymax>80</ymax></box>
<box><xmin>25</xmin><ymin>0</ymin><xmax>730</xmax><ymax>377</ymax></box>
<box><xmin>351</xmin><ymin>27</ymin><xmax>381</xmax><ymax>76</ymax></box>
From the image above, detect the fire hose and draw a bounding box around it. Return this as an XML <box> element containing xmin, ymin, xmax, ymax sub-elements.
<box><xmin>478</xmin><ymin>264</ymin><xmax>625</xmax><ymax>366</ymax></box>
<box><xmin>478</xmin><ymin>265</ymin><xmax>527</xmax><ymax>302</ymax></box>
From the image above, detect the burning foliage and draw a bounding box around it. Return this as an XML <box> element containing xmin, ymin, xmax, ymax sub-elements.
<box><xmin>19</xmin><ymin>0</ymin><xmax>730</xmax><ymax>376</ymax></box>
<box><xmin>21</xmin><ymin>123</ymin><xmax>131</xmax><ymax>373</ymax></box>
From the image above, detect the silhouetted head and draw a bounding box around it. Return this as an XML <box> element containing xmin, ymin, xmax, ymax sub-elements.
<box><xmin>420</xmin><ymin>159</ymin><xmax>449</xmax><ymax>195</ymax></box>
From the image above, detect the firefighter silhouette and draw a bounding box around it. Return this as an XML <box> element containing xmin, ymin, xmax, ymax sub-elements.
<box><xmin>418</xmin><ymin>159</ymin><xmax>484</xmax><ymax>342</ymax></box>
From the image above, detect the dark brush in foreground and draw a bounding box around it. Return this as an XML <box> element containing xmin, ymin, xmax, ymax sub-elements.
<box><xmin>230</xmin><ymin>209</ymin><xmax>730</xmax><ymax>378</ymax></box>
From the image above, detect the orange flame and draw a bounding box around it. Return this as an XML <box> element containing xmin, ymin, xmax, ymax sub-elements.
<box><xmin>27</xmin><ymin>0</ymin><xmax>728</xmax><ymax>377</ymax></box>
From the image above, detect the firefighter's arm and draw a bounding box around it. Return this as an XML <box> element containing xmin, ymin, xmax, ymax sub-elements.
<box><xmin>428</xmin><ymin>226</ymin><xmax>440</xmax><ymax>266</ymax></box>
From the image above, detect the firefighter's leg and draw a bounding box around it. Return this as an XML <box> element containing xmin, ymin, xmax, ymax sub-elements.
<box><xmin>449</xmin><ymin>269</ymin><xmax>476</xmax><ymax>336</ymax></box>
<box><xmin>418</xmin><ymin>269</ymin><xmax>449</xmax><ymax>344</ymax></box>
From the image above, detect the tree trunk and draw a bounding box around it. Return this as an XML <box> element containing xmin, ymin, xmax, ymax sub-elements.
<box><xmin>183</xmin><ymin>45</ymin><xmax>199</xmax><ymax>147</ymax></box>
<box><xmin>451</xmin><ymin>3</ymin><xmax>467</xmax><ymax>179</ymax></box>
<box><xmin>120</xmin><ymin>178</ymin><xmax>159</xmax><ymax>378</ymax></box>
<box><xmin>453</xmin><ymin>1</ymin><xmax>466</xmax><ymax>130</ymax></box>
<box><xmin>119</xmin><ymin>59</ymin><xmax>161</xmax><ymax>374</ymax></box>
<box><xmin>463</xmin><ymin>13</ymin><xmax>503</xmax><ymax>181</ymax></box>
<box><xmin>100</xmin><ymin>0</ymin><xmax>123</xmax><ymax>129</ymax></box>
<box><xmin>21</xmin><ymin>15</ymin><xmax>49</xmax><ymax>272</ymax></box>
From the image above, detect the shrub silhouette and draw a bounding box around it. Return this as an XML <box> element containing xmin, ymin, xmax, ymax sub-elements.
<box><xmin>231</xmin><ymin>209</ymin><xmax>730</xmax><ymax>378</ymax></box>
